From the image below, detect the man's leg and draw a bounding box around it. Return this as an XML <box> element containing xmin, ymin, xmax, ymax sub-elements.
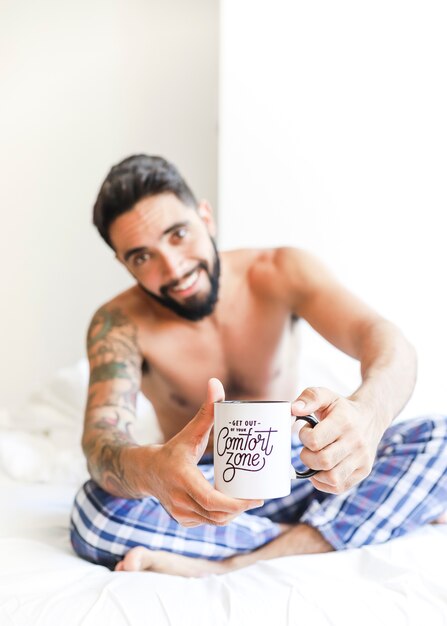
<box><xmin>111</xmin><ymin>440</ymin><xmax>336</xmax><ymax>575</ymax></box>
<box><xmin>116</xmin><ymin>414</ymin><xmax>447</xmax><ymax>575</ymax></box>
<box><xmin>70</xmin><ymin>478</ymin><xmax>283</xmax><ymax>568</ymax></box>
<box><xmin>296</xmin><ymin>414</ymin><xmax>447</xmax><ymax>550</ymax></box>
<box><xmin>70</xmin><ymin>455</ymin><xmax>313</xmax><ymax>571</ymax></box>
<box><xmin>70</xmin><ymin>447</ymin><xmax>327</xmax><ymax>575</ymax></box>
<box><xmin>115</xmin><ymin>522</ymin><xmax>332</xmax><ymax>576</ymax></box>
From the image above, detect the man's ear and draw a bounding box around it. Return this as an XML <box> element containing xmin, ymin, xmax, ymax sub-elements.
<box><xmin>197</xmin><ymin>199</ymin><xmax>216</xmax><ymax>237</ymax></box>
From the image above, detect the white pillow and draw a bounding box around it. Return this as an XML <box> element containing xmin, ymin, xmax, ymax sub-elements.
<box><xmin>10</xmin><ymin>358</ymin><xmax>163</xmax><ymax>446</ymax></box>
<box><xmin>0</xmin><ymin>358</ymin><xmax>162</xmax><ymax>484</ymax></box>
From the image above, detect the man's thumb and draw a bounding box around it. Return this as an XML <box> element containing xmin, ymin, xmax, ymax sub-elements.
<box><xmin>206</xmin><ymin>377</ymin><xmax>225</xmax><ymax>405</ymax></box>
<box><xmin>189</xmin><ymin>378</ymin><xmax>225</xmax><ymax>441</ymax></box>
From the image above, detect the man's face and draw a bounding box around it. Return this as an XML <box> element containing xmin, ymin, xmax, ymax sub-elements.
<box><xmin>109</xmin><ymin>193</ymin><xmax>220</xmax><ymax>321</ymax></box>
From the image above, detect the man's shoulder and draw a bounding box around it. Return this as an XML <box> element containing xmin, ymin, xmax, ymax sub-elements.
<box><xmin>233</xmin><ymin>246</ymin><xmax>329</xmax><ymax>311</ymax></box>
<box><xmin>224</xmin><ymin>246</ymin><xmax>308</xmax><ymax>273</ymax></box>
<box><xmin>89</xmin><ymin>285</ymin><xmax>150</xmax><ymax>328</ymax></box>
<box><xmin>243</xmin><ymin>246</ymin><xmax>314</xmax><ymax>285</ymax></box>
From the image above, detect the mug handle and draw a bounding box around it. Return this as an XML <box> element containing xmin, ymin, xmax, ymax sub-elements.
<box><xmin>292</xmin><ymin>414</ymin><xmax>319</xmax><ymax>479</ymax></box>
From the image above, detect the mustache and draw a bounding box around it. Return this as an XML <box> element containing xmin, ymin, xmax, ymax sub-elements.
<box><xmin>160</xmin><ymin>261</ymin><xmax>208</xmax><ymax>295</ymax></box>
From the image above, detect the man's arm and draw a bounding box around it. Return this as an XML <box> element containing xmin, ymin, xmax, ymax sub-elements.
<box><xmin>345</xmin><ymin>317</ymin><xmax>417</xmax><ymax>431</ymax></box>
<box><xmin>259</xmin><ymin>247</ymin><xmax>417</xmax><ymax>493</ymax></box>
<box><xmin>82</xmin><ymin>304</ymin><xmax>147</xmax><ymax>497</ymax></box>
<box><xmin>280</xmin><ymin>247</ymin><xmax>417</xmax><ymax>429</ymax></box>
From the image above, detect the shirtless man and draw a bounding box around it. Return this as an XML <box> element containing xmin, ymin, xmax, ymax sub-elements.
<box><xmin>70</xmin><ymin>154</ymin><xmax>447</xmax><ymax>577</ymax></box>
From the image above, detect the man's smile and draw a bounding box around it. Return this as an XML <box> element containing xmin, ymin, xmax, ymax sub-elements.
<box><xmin>169</xmin><ymin>267</ymin><xmax>202</xmax><ymax>296</ymax></box>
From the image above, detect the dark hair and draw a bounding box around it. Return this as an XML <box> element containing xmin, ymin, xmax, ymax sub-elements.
<box><xmin>92</xmin><ymin>154</ymin><xmax>198</xmax><ymax>249</ymax></box>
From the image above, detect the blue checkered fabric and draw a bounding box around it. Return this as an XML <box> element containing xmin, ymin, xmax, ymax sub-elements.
<box><xmin>70</xmin><ymin>415</ymin><xmax>447</xmax><ymax>568</ymax></box>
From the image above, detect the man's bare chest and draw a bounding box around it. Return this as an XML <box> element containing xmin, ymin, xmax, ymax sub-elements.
<box><xmin>138</xmin><ymin>309</ymin><xmax>300</xmax><ymax>417</ymax></box>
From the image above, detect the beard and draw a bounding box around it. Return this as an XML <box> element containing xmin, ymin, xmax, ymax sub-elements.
<box><xmin>137</xmin><ymin>238</ymin><xmax>221</xmax><ymax>322</ymax></box>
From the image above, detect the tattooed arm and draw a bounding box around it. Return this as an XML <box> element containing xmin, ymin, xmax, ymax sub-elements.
<box><xmin>82</xmin><ymin>304</ymin><xmax>160</xmax><ymax>498</ymax></box>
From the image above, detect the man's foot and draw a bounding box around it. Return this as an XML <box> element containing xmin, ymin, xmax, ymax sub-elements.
<box><xmin>114</xmin><ymin>546</ymin><xmax>228</xmax><ymax>577</ymax></box>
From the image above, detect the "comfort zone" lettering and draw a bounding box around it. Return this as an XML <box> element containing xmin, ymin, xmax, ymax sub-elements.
<box><xmin>216</xmin><ymin>426</ymin><xmax>278</xmax><ymax>482</ymax></box>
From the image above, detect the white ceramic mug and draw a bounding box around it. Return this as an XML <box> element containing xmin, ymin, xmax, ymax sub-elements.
<box><xmin>214</xmin><ymin>401</ymin><xmax>319</xmax><ymax>499</ymax></box>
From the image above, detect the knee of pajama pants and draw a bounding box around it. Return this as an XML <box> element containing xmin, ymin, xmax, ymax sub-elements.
<box><xmin>70</xmin><ymin>520</ymin><xmax>120</xmax><ymax>570</ymax></box>
<box><xmin>69</xmin><ymin>480</ymin><xmax>126</xmax><ymax>569</ymax></box>
<box><xmin>301</xmin><ymin>414</ymin><xmax>447</xmax><ymax>550</ymax></box>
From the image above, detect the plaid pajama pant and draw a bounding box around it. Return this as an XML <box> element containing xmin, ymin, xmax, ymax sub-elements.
<box><xmin>70</xmin><ymin>415</ymin><xmax>447</xmax><ymax>569</ymax></box>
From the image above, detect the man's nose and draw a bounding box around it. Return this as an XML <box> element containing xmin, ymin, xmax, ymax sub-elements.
<box><xmin>159</xmin><ymin>249</ymin><xmax>185</xmax><ymax>281</ymax></box>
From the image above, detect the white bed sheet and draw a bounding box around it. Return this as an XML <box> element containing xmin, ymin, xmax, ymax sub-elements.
<box><xmin>1</xmin><ymin>471</ymin><xmax>447</xmax><ymax>626</ymax></box>
<box><xmin>1</xmin><ymin>347</ymin><xmax>447</xmax><ymax>625</ymax></box>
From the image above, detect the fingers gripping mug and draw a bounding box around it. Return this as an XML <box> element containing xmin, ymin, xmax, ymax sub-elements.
<box><xmin>214</xmin><ymin>401</ymin><xmax>319</xmax><ymax>499</ymax></box>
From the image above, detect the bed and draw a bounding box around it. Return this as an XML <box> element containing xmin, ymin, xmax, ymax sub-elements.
<box><xmin>1</xmin><ymin>334</ymin><xmax>447</xmax><ymax>625</ymax></box>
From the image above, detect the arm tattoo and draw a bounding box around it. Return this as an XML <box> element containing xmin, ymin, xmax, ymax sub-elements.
<box><xmin>82</xmin><ymin>305</ymin><xmax>145</xmax><ymax>497</ymax></box>
<box><xmin>86</xmin><ymin>307</ymin><xmax>141</xmax><ymax>410</ymax></box>
<box><xmin>83</xmin><ymin>409</ymin><xmax>144</xmax><ymax>498</ymax></box>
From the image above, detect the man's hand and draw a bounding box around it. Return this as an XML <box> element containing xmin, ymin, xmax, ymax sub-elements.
<box><xmin>149</xmin><ymin>378</ymin><xmax>264</xmax><ymax>527</ymax></box>
<box><xmin>293</xmin><ymin>387</ymin><xmax>384</xmax><ymax>494</ymax></box>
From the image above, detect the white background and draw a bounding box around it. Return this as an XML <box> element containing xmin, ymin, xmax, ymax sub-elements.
<box><xmin>1</xmin><ymin>1</ymin><xmax>446</xmax><ymax>420</ymax></box>
<box><xmin>219</xmin><ymin>0</ymin><xmax>447</xmax><ymax>418</ymax></box>
<box><xmin>0</xmin><ymin>0</ymin><xmax>218</xmax><ymax>411</ymax></box>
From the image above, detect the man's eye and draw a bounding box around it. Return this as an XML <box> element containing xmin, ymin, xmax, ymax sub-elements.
<box><xmin>134</xmin><ymin>253</ymin><xmax>150</xmax><ymax>266</ymax></box>
<box><xmin>174</xmin><ymin>227</ymin><xmax>188</xmax><ymax>240</ymax></box>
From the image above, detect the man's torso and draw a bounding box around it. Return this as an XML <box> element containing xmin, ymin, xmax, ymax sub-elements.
<box><xmin>107</xmin><ymin>249</ymin><xmax>302</xmax><ymax>453</ymax></box>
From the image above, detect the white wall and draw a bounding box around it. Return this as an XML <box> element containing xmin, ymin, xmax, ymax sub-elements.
<box><xmin>219</xmin><ymin>1</ymin><xmax>447</xmax><ymax>417</ymax></box>
<box><xmin>0</xmin><ymin>0</ymin><xmax>218</xmax><ymax>411</ymax></box>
